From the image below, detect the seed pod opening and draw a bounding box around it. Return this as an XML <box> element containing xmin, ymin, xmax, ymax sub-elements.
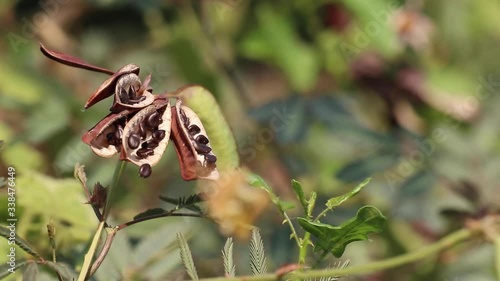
<box><xmin>121</xmin><ymin>97</ymin><xmax>172</xmax><ymax>177</ymax></box>
<box><xmin>111</xmin><ymin>73</ymin><xmax>154</xmax><ymax>112</ymax></box>
<box><xmin>84</xmin><ymin>64</ymin><xmax>140</xmax><ymax>109</ymax></box>
<box><xmin>82</xmin><ymin>109</ymin><xmax>137</xmax><ymax>158</ymax></box>
<box><xmin>171</xmin><ymin>100</ymin><xmax>219</xmax><ymax>181</ymax></box>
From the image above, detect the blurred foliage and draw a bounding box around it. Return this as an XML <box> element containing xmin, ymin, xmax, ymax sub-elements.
<box><xmin>0</xmin><ymin>0</ymin><xmax>499</xmax><ymax>280</ymax></box>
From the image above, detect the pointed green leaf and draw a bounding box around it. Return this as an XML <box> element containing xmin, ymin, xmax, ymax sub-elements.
<box><xmin>291</xmin><ymin>180</ymin><xmax>307</xmax><ymax>212</ymax></box>
<box><xmin>298</xmin><ymin>206</ymin><xmax>386</xmax><ymax>258</ymax></box>
<box><xmin>133</xmin><ymin>208</ymin><xmax>166</xmax><ymax>220</ymax></box>
<box><xmin>22</xmin><ymin>263</ymin><xmax>38</xmax><ymax>281</ymax></box>
<box><xmin>222</xmin><ymin>237</ymin><xmax>235</xmax><ymax>277</ymax></box>
<box><xmin>0</xmin><ymin>226</ymin><xmax>41</xmax><ymax>259</ymax></box>
<box><xmin>326</xmin><ymin>178</ymin><xmax>371</xmax><ymax>209</ymax></box>
<box><xmin>45</xmin><ymin>262</ymin><xmax>77</xmax><ymax>280</ymax></box>
<box><xmin>249</xmin><ymin>229</ymin><xmax>267</xmax><ymax>275</ymax></box>
<box><xmin>248</xmin><ymin>173</ymin><xmax>293</xmax><ymax>211</ymax></box>
<box><xmin>177</xmin><ymin>233</ymin><xmax>198</xmax><ymax>280</ymax></box>
<box><xmin>0</xmin><ymin>260</ymin><xmax>28</xmax><ymax>279</ymax></box>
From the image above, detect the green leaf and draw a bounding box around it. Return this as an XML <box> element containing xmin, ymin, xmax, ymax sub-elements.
<box><xmin>159</xmin><ymin>194</ymin><xmax>204</xmax><ymax>213</ymax></box>
<box><xmin>326</xmin><ymin>178</ymin><xmax>371</xmax><ymax>209</ymax></box>
<box><xmin>0</xmin><ymin>259</ymin><xmax>29</xmax><ymax>280</ymax></box>
<box><xmin>247</xmin><ymin>173</ymin><xmax>294</xmax><ymax>211</ymax></box>
<box><xmin>22</xmin><ymin>263</ymin><xmax>38</xmax><ymax>281</ymax></box>
<box><xmin>222</xmin><ymin>237</ymin><xmax>235</xmax><ymax>277</ymax></box>
<box><xmin>241</xmin><ymin>4</ymin><xmax>319</xmax><ymax>91</ymax></box>
<box><xmin>133</xmin><ymin>208</ymin><xmax>166</xmax><ymax>220</ymax></box>
<box><xmin>292</xmin><ymin>180</ymin><xmax>307</xmax><ymax>212</ymax></box>
<box><xmin>0</xmin><ymin>226</ymin><xmax>41</xmax><ymax>259</ymax></box>
<box><xmin>177</xmin><ymin>232</ymin><xmax>198</xmax><ymax>281</ymax></box>
<box><xmin>249</xmin><ymin>229</ymin><xmax>267</xmax><ymax>275</ymax></box>
<box><xmin>45</xmin><ymin>262</ymin><xmax>77</xmax><ymax>280</ymax></box>
<box><xmin>298</xmin><ymin>206</ymin><xmax>386</xmax><ymax>258</ymax></box>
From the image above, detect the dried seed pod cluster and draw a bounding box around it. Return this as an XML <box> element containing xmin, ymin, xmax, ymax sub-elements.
<box><xmin>41</xmin><ymin>43</ymin><xmax>219</xmax><ymax>180</ymax></box>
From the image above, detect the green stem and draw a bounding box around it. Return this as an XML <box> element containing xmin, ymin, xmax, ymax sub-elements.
<box><xmin>103</xmin><ymin>161</ymin><xmax>127</xmax><ymax>220</ymax></box>
<box><xmin>77</xmin><ymin>161</ymin><xmax>126</xmax><ymax>280</ymax></box>
<box><xmin>77</xmin><ymin>221</ymin><xmax>105</xmax><ymax>281</ymax></box>
<box><xmin>282</xmin><ymin>211</ymin><xmax>301</xmax><ymax>248</ymax></box>
<box><xmin>494</xmin><ymin>234</ymin><xmax>500</xmax><ymax>280</ymax></box>
<box><xmin>298</xmin><ymin>232</ymin><xmax>311</xmax><ymax>266</ymax></box>
<box><xmin>194</xmin><ymin>228</ymin><xmax>476</xmax><ymax>281</ymax></box>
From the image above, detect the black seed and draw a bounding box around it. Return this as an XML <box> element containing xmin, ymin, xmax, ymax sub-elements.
<box><xmin>119</xmin><ymin>88</ymin><xmax>129</xmax><ymax>103</ymax></box>
<box><xmin>147</xmin><ymin>139</ymin><xmax>159</xmax><ymax>149</ymax></box>
<box><xmin>188</xmin><ymin>125</ymin><xmax>201</xmax><ymax>135</ymax></box>
<box><xmin>205</xmin><ymin>154</ymin><xmax>217</xmax><ymax>164</ymax></box>
<box><xmin>194</xmin><ymin>142</ymin><xmax>212</xmax><ymax>154</ymax></box>
<box><xmin>139</xmin><ymin>164</ymin><xmax>152</xmax><ymax>178</ymax></box>
<box><xmin>152</xmin><ymin>130</ymin><xmax>166</xmax><ymax>140</ymax></box>
<box><xmin>106</xmin><ymin>132</ymin><xmax>115</xmax><ymax>143</ymax></box>
<box><xmin>128</xmin><ymin>86</ymin><xmax>136</xmax><ymax>99</ymax></box>
<box><xmin>128</xmin><ymin>133</ymin><xmax>140</xmax><ymax>149</ymax></box>
<box><xmin>114</xmin><ymin>129</ymin><xmax>122</xmax><ymax>141</ymax></box>
<box><xmin>179</xmin><ymin>109</ymin><xmax>189</xmax><ymax>126</ymax></box>
<box><xmin>136</xmin><ymin>148</ymin><xmax>149</xmax><ymax>159</ymax></box>
<box><xmin>138</xmin><ymin>122</ymin><xmax>147</xmax><ymax>139</ymax></box>
<box><xmin>147</xmin><ymin>111</ymin><xmax>161</xmax><ymax>128</ymax></box>
<box><xmin>196</xmin><ymin>135</ymin><xmax>209</xmax><ymax>145</ymax></box>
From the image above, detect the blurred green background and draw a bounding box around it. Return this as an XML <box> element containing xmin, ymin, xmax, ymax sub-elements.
<box><xmin>1</xmin><ymin>0</ymin><xmax>499</xmax><ymax>280</ymax></box>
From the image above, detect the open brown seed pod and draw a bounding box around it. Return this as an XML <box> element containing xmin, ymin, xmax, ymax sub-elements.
<box><xmin>110</xmin><ymin>73</ymin><xmax>155</xmax><ymax>112</ymax></box>
<box><xmin>84</xmin><ymin>64</ymin><xmax>141</xmax><ymax>109</ymax></box>
<box><xmin>170</xmin><ymin>100</ymin><xmax>219</xmax><ymax>181</ymax></box>
<box><xmin>82</xmin><ymin>109</ymin><xmax>137</xmax><ymax>158</ymax></box>
<box><xmin>120</xmin><ymin>97</ymin><xmax>172</xmax><ymax>178</ymax></box>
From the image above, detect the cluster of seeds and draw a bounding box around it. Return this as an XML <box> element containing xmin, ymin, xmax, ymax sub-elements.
<box><xmin>119</xmin><ymin>85</ymin><xmax>146</xmax><ymax>105</ymax></box>
<box><xmin>179</xmin><ymin>107</ymin><xmax>217</xmax><ymax>165</ymax></box>
<box><xmin>40</xmin><ymin>44</ymin><xmax>218</xmax><ymax>181</ymax></box>
<box><xmin>105</xmin><ymin>118</ymin><xmax>126</xmax><ymax>146</ymax></box>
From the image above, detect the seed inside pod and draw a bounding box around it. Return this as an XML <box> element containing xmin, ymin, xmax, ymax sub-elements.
<box><xmin>147</xmin><ymin>111</ymin><xmax>162</xmax><ymax>128</ymax></box>
<box><xmin>82</xmin><ymin>110</ymin><xmax>135</xmax><ymax>158</ymax></box>
<box><xmin>127</xmin><ymin>133</ymin><xmax>140</xmax><ymax>149</ymax></box>
<box><xmin>194</xmin><ymin>142</ymin><xmax>212</xmax><ymax>154</ymax></box>
<box><xmin>170</xmin><ymin>100</ymin><xmax>218</xmax><ymax>181</ymax></box>
<box><xmin>139</xmin><ymin>164</ymin><xmax>152</xmax><ymax>178</ymax></box>
<box><xmin>196</xmin><ymin>135</ymin><xmax>209</xmax><ymax>145</ymax></box>
<box><xmin>205</xmin><ymin>154</ymin><xmax>217</xmax><ymax>164</ymax></box>
<box><xmin>121</xmin><ymin>98</ymin><xmax>172</xmax><ymax>169</ymax></box>
<box><xmin>152</xmin><ymin>130</ymin><xmax>166</xmax><ymax>140</ymax></box>
<box><xmin>188</xmin><ymin>125</ymin><xmax>200</xmax><ymax>135</ymax></box>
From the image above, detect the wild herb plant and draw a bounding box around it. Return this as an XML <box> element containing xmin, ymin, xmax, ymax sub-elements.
<box><xmin>0</xmin><ymin>44</ymin><xmax>497</xmax><ymax>281</ymax></box>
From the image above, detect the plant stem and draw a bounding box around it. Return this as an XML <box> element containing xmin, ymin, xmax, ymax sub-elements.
<box><xmin>298</xmin><ymin>232</ymin><xmax>311</xmax><ymax>266</ymax></box>
<box><xmin>77</xmin><ymin>161</ymin><xmax>126</xmax><ymax>280</ymax></box>
<box><xmin>116</xmin><ymin>212</ymin><xmax>206</xmax><ymax>230</ymax></box>
<box><xmin>282</xmin><ymin>211</ymin><xmax>301</xmax><ymax>248</ymax></box>
<box><xmin>103</xmin><ymin>161</ymin><xmax>127</xmax><ymax>220</ymax></box>
<box><xmin>194</xmin><ymin>228</ymin><xmax>476</xmax><ymax>281</ymax></box>
<box><xmin>77</xmin><ymin>221</ymin><xmax>105</xmax><ymax>281</ymax></box>
<box><xmin>494</xmin><ymin>234</ymin><xmax>500</xmax><ymax>280</ymax></box>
